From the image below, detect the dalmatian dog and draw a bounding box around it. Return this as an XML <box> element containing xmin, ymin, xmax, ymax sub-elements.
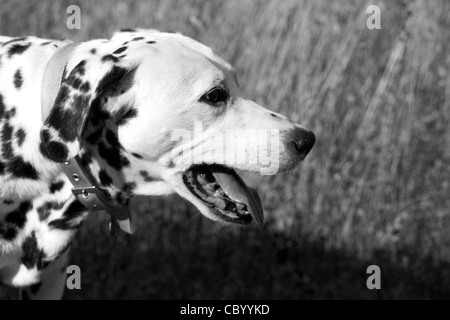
<box><xmin>0</xmin><ymin>29</ymin><xmax>315</xmax><ymax>299</ymax></box>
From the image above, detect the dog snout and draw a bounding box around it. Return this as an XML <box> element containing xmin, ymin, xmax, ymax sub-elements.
<box><xmin>291</xmin><ymin>126</ymin><xmax>316</xmax><ymax>159</ymax></box>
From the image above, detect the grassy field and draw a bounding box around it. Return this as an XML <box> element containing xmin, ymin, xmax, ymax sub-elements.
<box><xmin>1</xmin><ymin>0</ymin><xmax>450</xmax><ymax>299</ymax></box>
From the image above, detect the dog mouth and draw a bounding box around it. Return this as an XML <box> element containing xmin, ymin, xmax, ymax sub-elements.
<box><xmin>182</xmin><ymin>165</ymin><xmax>264</xmax><ymax>227</ymax></box>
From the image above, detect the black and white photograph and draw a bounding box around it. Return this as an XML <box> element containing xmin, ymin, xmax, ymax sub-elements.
<box><xmin>0</xmin><ymin>0</ymin><xmax>449</xmax><ymax>305</ymax></box>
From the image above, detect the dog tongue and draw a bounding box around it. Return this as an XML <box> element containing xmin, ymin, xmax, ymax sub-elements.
<box><xmin>209</xmin><ymin>166</ymin><xmax>264</xmax><ymax>228</ymax></box>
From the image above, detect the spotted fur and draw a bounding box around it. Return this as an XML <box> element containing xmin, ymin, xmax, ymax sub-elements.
<box><xmin>0</xmin><ymin>29</ymin><xmax>314</xmax><ymax>299</ymax></box>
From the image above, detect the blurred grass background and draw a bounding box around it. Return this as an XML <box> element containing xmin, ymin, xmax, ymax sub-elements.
<box><xmin>1</xmin><ymin>0</ymin><xmax>450</xmax><ymax>299</ymax></box>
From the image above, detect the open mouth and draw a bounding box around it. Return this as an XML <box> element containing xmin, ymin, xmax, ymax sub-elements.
<box><xmin>182</xmin><ymin>165</ymin><xmax>264</xmax><ymax>227</ymax></box>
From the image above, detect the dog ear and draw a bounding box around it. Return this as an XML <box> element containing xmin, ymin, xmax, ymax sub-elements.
<box><xmin>40</xmin><ymin>55</ymin><xmax>133</xmax><ymax>163</ymax></box>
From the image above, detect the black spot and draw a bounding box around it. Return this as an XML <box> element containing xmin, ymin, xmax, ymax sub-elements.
<box><xmin>65</xmin><ymin>63</ymin><xmax>87</xmax><ymax>91</ymax></box>
<box><xmin>120</xmin><ymin>155</ymin><xmax>130</xmax><ymax>168</ymax></box>
<box><xmin>90</xmin><ymin>48</ymin><xmax>97</xmax><ymax>54</ymax></box>
<box><xmin>7</xmin><ymin>107</ymin><xmax>16</xmax><ymax>118</ymax></box>
<box><xmin>0</xmin><ymin>223</ymin><xmax>17</xmax><ymax>240</ymax></box>
<box><xmin>79</xmin><ymin>81</ymin><xmax>91</xmax><ymax>92</ymax></box>
<box><xmin>2</xmin><ymin>108</ymin><xmax>15</xmax><ymax>122</ymax></box>
<box><xmin>0</xmin><ymin>161</ymin><xmax>4</xmax><ymax>174</ymax></box>
<box><xmin>131</xmin><ymin>37</ymin><xmax>145</xmax><ymax>42</ymax></box>
<box><xmin>90</xmin><ymin>103</ymin><xmax>110</xmax><ymax>126</ymax></box>
<box><xmin>13</xmin><ymin>69</ymin><xmax>23</xmax><ymax>89</ymax></box>
<box><xmin>72</xmin><ymin>60</ymin><xmax>86</xmax><ymax>77</ymax></box>
<box><xmin>97</xmin><ymin>141</ymin><xmax>130</xmax><ymax>170</ymax></box>
<box><xmin>123</xmin><ymin>182</ymin><xmax>136</xmax><ymax>193</ymax></box>
<box><xmin>3</xmin><ymin>199</ymin><xmax>14</xmax><ymax>205</ymax></box>
<box><xmin>7</xmin><ymin>43</ymin><xmax>31</xmax><ymax>57</ymax></box>
<box><xmin>16</xmin><ymin>128</ymin><xmax>26</xmax><ymax>146</ymax></box>
<box><xmin>50</xmin><ymin>180</ymin><xmax>65</xmax><ymax>193</ymax></box>
<box><xmin>270</xmin><ymin>113</ymin><xmax>278</xmax><ymax>118</ymax></box>
<box><xmin>131</xmin><ymin>152</ymin><xmax>143</xmax><ymax>159</ymax></box>
<box><xmin>2</xmin><ymin>121</ymin><xmax>14</xmax><ymax>159</ymax></box>
<box><xmin>41</xmin><ymin>140</ymin><xmax>69</xmax><ymax>162</ymax></box>
<box><xmin>97</xmin><ymin>142</ymin><xmax>114</xmax><ymax>164</ymax></box>
<box><xmin>101</xmin><ymin>54</ymin><xmax>119</xmax><ymax>63</ymax></box>
<box><xmin>48</xmin><ymin>200</ymin><xmax>86</xmax><ymax>230</ymax></box>
<box><xmin>1</xmin><ymin>141</ymin><xmax>13</xmax><ymax>160</ymax></box>
<box><xmin>140</xmin><ymin>170</ymin><xmax>154</xmax><ymax>182</ymax></box>
<box><xmin>105</xmin><ymin>130</ymin><xmax>121</xmax><ymax>149</ymax></box>
<box><xmin>120</xmin><ymin>28</ymin><xmax>136</xmax><ymax>32</ymax></box>
<box><xmin>40</xmin><ymin>130</ymin><xmax>69</xmax><ymax>162</ymax></box>
<box><xmin>85</xmin><ymin>129</ymin><xmax>102</xmax><ymax>145</ymax></box>
<box><xmin>41</xmin><ymin>41</ymin><xmax>52</xmax><ymax>46</ymax></box>
<box><xmin>112</xmin><ymin>106</ymin><xmax>137</xmax><ymax>126</ymax></box>
<box><xmin>65</xmin><ymin>75</ymin><xmax>83</xmax><ymax>90</ymax></box>
<box><xmin>96</xmin><ymin>66</ymin><xmax>128</xmax><ymax>95</ymax></box>
<box><xmin>2</xmin><ymin>121</ymin><xmax>13</xmax><ymax>140</ymax></box>
<box><xmin>0</xmin><ymin>94</ymin><xmax>5</xmax><ymax>120</ymax></box>
<box><xmin>113</xmin><ymin>46</ymin><xmax>128</xmax><ymax>54</ymax></box>
<box><xmin>0</xmin><ymin>201</ymin><xmax>32</xmax><ymax>241</ymax></box>
<box><xmin>37</xmin><ymin>201</ymin><xmax>65</xmax><ymax>220</ymax></box>
<box><xmin>21</xmin><ymin>232</ymin><xmax>45</xmax><ymax>269</ymax></box>
<box><xmin>79</xmin><ymin>151</ymin><xmax>93</xmax><ymax>166</ymax></box>
<box><xmin>8</xmin><ymin>156</ymin><xmax>39</xmax><ymax>180</ymax></box>
<box><xmin>2</xmin><ymin>122</ymin><xmax>13</xmax><ymax>146</ymax></box>
<box><xmin>40</xmin><ymin>128</ymin><xmax>50</xmax><ymax>144</ymax></box>
<box><xmin>6</xmin><ymin>201</ymin><xmax>32</xmax><ymax>227</ymax></box>
<box><xmin>147</xmin><ymin>41</ymin><xmax>156</xmax><ymax>44</ymax></box>
<box><xmin>98</xmin><ymin>169</ymin><xmax>113</xmax><ymax>186</ymax></box>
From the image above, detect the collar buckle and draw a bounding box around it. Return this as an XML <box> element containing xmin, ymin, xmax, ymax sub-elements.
<box><xmin>63</xmin><ymin>156</ymin><xmax>135</xmax><ymax>235</ymax></box>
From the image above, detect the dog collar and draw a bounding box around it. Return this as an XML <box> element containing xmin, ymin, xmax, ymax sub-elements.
<box><xmin>41</xmin><ymin>42</ymin><xmax>134</xmax><ymax>235</ymax></box>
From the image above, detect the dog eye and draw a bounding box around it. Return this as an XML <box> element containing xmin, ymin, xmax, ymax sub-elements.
<box><xmin>200</xmin><ymin>87</ymin><xmax>229</xmax><ymax>106</ymax></box>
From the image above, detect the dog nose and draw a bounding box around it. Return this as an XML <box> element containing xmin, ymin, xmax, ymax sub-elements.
<box><xmin>292</xmin><ymin>127</ymin><xmax>316</xmax><ymax>159</ymax></box>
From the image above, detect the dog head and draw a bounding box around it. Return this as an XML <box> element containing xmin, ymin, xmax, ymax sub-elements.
<box><xmin>41</xmin><ymin>29</ymin><xmax>315</xmax><ymax>226</ymax></box>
